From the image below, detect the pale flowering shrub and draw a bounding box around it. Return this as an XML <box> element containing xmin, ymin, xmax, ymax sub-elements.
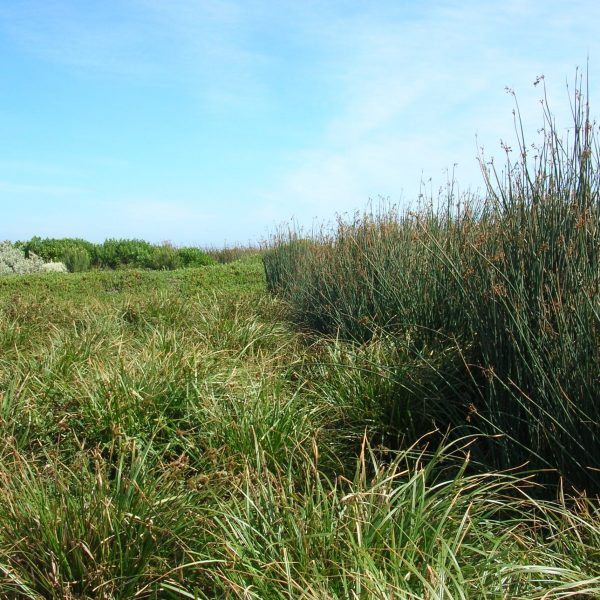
<box><xmin>0</xmin><ymin>241</ymin><xmax>66</xmax><ymax>275</ymax></box>
<box><xmin>40</xmin><ymin>261</ymin><xmax>68</xmax><ymax>273</ymax></box>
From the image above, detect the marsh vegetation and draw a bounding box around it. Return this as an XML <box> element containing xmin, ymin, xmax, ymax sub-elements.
<box><xmin>0</xmin><ymin>77</ymin><xmax>599</xmax><ymax>598</ymax></box>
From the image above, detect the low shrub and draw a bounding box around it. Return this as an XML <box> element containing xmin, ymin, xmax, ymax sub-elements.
<box><xmin>148</xmin><ymin>242</ymin><xmax>180</xmax><ymax>270</ymax></box>
<box><xmin>22</xmin><ymin>237</ymin><xmax>97</xmax><ymax>269</ymax></box>
<box><xmin>97</xmin><ymin>238</ymin><xmax>155</xmax><ymax>269</ymax></box>
<box><xmin>61</xmin><ymin>247</ymin><xmax>91</xmax><ymax>272</ymax></box>
<box><xmin>14</xmin><ymin>237</ymin><xmax>227</xmax><ymax>272</ymax></box>
<box><xmin>0</xmin><ymin>242</ymin><xmax>56</xmax><ymax>275</ymax></box>
<box><xmin>177</xmin><ymin>246</ymin><xmax>216</xmax><ymax>267</ymax></box>
<box><xmin>40</xmin><ymin>261</ymin><xmax>68</xmax><ymax>273</ymax></box>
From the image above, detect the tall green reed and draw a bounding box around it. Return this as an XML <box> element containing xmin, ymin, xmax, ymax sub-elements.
<box><xmin>264</xmin><ymin>73</ymin><xmax>600</xmax><ymax>492</ymax></box>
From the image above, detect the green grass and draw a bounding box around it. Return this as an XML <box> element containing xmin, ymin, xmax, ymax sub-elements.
<box><xmin>1</xmin><ymin>75</ymin><xmax>600</xmax><ymax>597</ymax></box>
<box><xmin>0</xmin><ymin>255</ymin><xmax>598</xmax><ymax>598</ymax></box>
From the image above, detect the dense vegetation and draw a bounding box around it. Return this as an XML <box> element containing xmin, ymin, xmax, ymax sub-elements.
<box><xmin>0</xmin><ymin>242</ymin><xmax>68</xmax><ymax>275</ymax></box>
<box><xmin>13</xmin><ymin>237</ymin><xmax>217</xmax><ymax>272</ymax></box>
<box><xmin>264</xmin><ymin>77</ymin><xmax>600</xmax><ymax>495</ymax></box>
<box><xmin>0</xmin><ymin>77</ymin><xmax>598</xmax><ymax>597</ymax></box>
<box><xmin>1</xmin><ymin>257</ymin><xmax>599</xmax><ymax>598</ymax></box>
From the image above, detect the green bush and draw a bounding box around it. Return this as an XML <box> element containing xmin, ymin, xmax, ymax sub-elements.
<box><xmin>22</xmin><ymin>237</ymin><xmax>97</xmax><ymax>269</ymax></box>
<box><xmin>19</xmin><ymin>237</ymin><xmax>158</xmax><ymax>270</ymax></box>
<box><xmin>149</xmin><ymin>242</ymin><xmax>180</xmax><ymax>270</ymax></box>
<box><xmin>176</xmin><ymin>246</ymin><xmax>215</xmax><ymax>268</ymax></box>
<box><xmin>97</xmin><ymin>239</ymin><xmax>155</xmax><ymax>269</ymax></box>
<box><xmin>16</xmin><ymin>237</ymin><xmax>224</xmax><ymax>271</ymax></box>
<box><xmin>61</xmin><ymin>247</ymin><xmax>91</xmax><ymax>272</ymax></box>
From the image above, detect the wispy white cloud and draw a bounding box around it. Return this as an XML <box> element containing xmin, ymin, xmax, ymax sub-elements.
<box><xmin>255</xmin><ymin>0</ymin><xmax>600</xmax><ymax>227</ymax></box>
<box><xmin>0</xmin><ymin>0</ymin><xmax>274</xmax><ymax>110</ymax></box>
<box><xmin>0</xmin><ymin>180</ymin><xmax>89</xmax><ymax>195</ymax></box>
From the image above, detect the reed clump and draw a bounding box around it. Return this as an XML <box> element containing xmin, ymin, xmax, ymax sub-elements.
<box><xmin>264</xmin><ymin>74</ymin><xmax>600</xmax><ymax>492</ymax></box>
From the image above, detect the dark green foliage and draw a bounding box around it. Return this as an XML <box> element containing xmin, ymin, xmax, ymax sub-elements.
<box><xmin>176</xmin><ymin>246</ymin><xmax>216</xmax><ymax>267</ymax></box>
<box><xmin>148</xmin><ymin>241</ymin><xmax>180</xmax><ymax>270</ymax></box>
<box><xmin>61</xmin><ymin>247</ymin><xmax>92</xmax><ymax>272</ymax></box>
<box><xmin>97</xmin><ymin>238</ymin><xmax>156</xmax><ymax>269</ymax></box>
<box><xmin>21</xmin><ymin>237</ymin><xmax>97</xmax><ymax>271</ymax></box>
<box><xmin>15</xmin><ymin>237</ymin><xmax>223</xmax><ymax>272</ymax></box>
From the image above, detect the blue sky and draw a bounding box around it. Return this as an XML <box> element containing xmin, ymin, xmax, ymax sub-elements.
<box><xmin>1</xmin><ymin>0</ymin><xmax>599</xmax><ymax>246</ymax></box>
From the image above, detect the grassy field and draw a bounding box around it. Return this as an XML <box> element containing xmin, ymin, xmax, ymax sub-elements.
<box><xmin>0</xmin><ymin>253</ymin><xmax>599</xmax><ymax>598</ymax></box>
<box><xmin>1</xmin><ymin>79</ymin><xmax>600</xmax><ymax>598</ymax></box>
